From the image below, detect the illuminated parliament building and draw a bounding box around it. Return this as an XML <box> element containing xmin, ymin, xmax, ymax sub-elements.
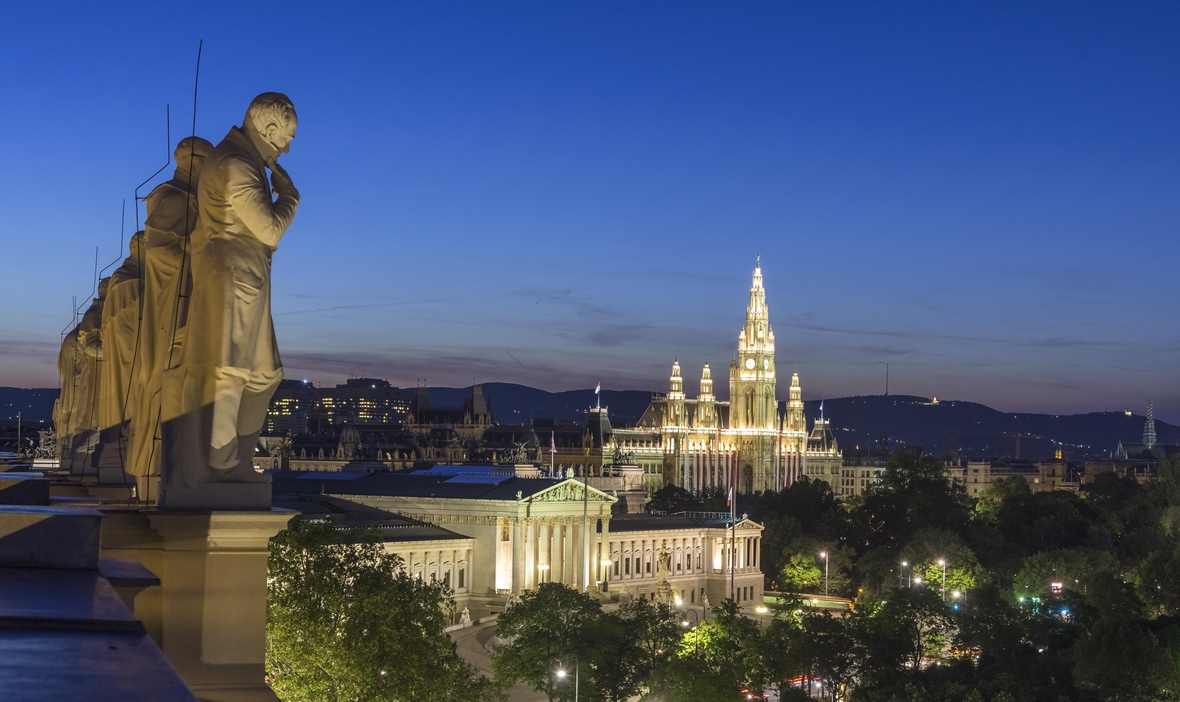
<box><xmin>616</xmin><ymin>260</ymin><xmax>842</xmax><ymax>494</ymax></box>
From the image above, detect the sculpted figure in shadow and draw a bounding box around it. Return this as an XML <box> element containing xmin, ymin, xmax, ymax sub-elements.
<box><xmin>161</xmin><ymin>93</ymin><xmax>299</xmax><ymax>509</ymax></box>
<box><xmin>91</xmin><ymin>232</ymin><xmax>142</xmax><ymax>482</ymax></box>
<box><xmin>62</xmin><ymin>278</ymin><xmax>109</xmax><ymax>474</ymax></box>
<box><xmin>128</xmin><ymin>136</ymin><xmax>213</xmax><ymax>502</ymax></box>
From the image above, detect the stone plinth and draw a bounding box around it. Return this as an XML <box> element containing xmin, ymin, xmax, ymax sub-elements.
<box><xmin>0</xmin><ymin>506</ymin><xmax>102</xmax><ymax>569</ymax></box>
<box><xmin>0</xmin><ymin>473</ymin><xmax>50</xmax><ymax>506</ymax></box>
<box><xmin>100</xmin><ymin>508</ymin><xmax>294</xmax><ymax>702</ymax></box>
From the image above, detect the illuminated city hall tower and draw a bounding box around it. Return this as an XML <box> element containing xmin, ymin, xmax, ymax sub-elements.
<box><xmin>729</xmin><ymin>258</ymin><xmax>784</xmax><ymax>492</ymax></box>
<box><xmin>629</xmin><ymin>257</ymin><xmax>822</xmax><ymax>495</ymax></box>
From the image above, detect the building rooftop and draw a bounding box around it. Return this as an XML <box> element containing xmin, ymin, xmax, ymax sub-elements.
<box><xmin>273</xmin><ymin>494</ymin><xmax>472</xmax><ymax>543</ymax></box>
<box><xmin>271</xmin><ymin>469</ymin><xmax>565</xmax><ymax>502</ymax></box>
<box><xmin>607</xmin><ymin>511</ymin><xmax>756</xmax><ymax>532</ymax></box>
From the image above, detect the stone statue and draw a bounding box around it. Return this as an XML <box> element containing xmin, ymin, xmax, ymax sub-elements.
<box><xmin>653</xmin><ymin>542</ymin><xmax>674</xmax><ymax>605</ymax></box>
<box><xmin>54</xmin><ymin>327</ymin><xmax>80</xmax><ymax>464</ymax></box>
<box><xmin>459</xmin><ymin>607</ymin><xmax>472</xmax><ymax>627</ymax></box>
<box><xmin>160</xmin><ymin>93</ymin><xmax>299</xmax><ymax>509</ymax></box>
<box><xmin>91</xmin><ymin>232</ymin><xmax>142</xmax><ymax>481</ymax></box>
<box><xmin>129</xmin><ymin>136</ymin><xmax>213</xmax><ymax>502</ymax></box>
<box><xmin>64</xmin><ymin>279</ymin><xmax>108</xmax><ymax>475</ymax></box>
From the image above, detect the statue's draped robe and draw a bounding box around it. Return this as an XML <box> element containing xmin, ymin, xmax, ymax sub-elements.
<box><xmin>69</xmin><ymin>295</ymin><xmax>105</xmax><ymax>474</ymax></box>
<box><xmin>130</xmin><ymin>173</ymin><xmax>199</xmax><ymax>486</ymax></box>
<box><xmin>163</xmin><ymin>126</ymin><xmax>298</xmax><ymax>491</ymax></box>
<box><xmin>92</xmin><ymin>242</ymin><xmax>141</xmax><ymax>478</ymax></box>
<box><xmin>54</xmin><ymin>328</ymin><xmax>80</xmax><ymax>463</ymax></box>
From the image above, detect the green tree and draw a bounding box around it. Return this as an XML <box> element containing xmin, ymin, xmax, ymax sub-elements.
<box><xmin>492</xmin><ymin>583</ymin><xmax>605</xmax><ymax>701</ymax></box>
<box><xmin>780</xmin><ymin>553</ymin><xmax>823</xmax><ymax>594</ymax></box>
<box><xmin>1074</xmin><ymin>617</ymin><xmax>1180</xmax><ymax>701</ymax></box>
<box><xmin>903</xmin><ymin>528</ymin><xmax>988</xmax><ymax>596</ymax></box>
<box><xmin>645</xmin><ymin>601</ymin><xmax>765</xmax><ymax>701</ymax></box>
<box><xmin>1011</xmin><ymin>548</ymin><xmax>1118</xmax><ymax>601</ymax></box>
<box><xmin>266</xmin><ymin>517</ymin><xmax>501</xmax><ymax>702</ymax></box>
<box><xmin>616</xmin><ymin>599</ymin><xmax>681</xmax><ymax>692</ymax></box>
<box><xmin>975</xmin><ymin>475</ymin><xmax>1031</xmax><ymax>519</ymax></box>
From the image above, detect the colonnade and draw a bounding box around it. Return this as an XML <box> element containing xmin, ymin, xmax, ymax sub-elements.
<box><xmin>598</xmin><ymin>533</ymin><xmax>762</xmax><ymax>580</ymax></box>
<box><xmin>511</xmin><ymin>516</ymin><xmax>611</xmax><ymax>593</ymax></box>
<box><xmin>395</xmin><ymin>545</ymin><xmax>472</xmax><ymax>591</ymax></box>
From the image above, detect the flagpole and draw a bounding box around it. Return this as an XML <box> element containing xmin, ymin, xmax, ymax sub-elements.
<box><xmin>730</xmin><ymin>483</ymin><xmax>736</xmax><ymax>602</ymax></box>
<box><xmin>583</xmin><ymin>462</ymin><xmax>589</xmax><ymax>592</ymax></box>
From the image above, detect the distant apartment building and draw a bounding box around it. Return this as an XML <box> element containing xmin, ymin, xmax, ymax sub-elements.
<box><xmin>837</xmin><ymin>447</ymin><xmax>889</xmax><ymax>498</ymax></box>
<box><xmin>948</xmin><ymin>457</ymin><xmax>1081</xmax><ymax>496</ymax></box>
<box><xmin>264</xmin><ymin>378</ymin><xmax>414</xmax><ymax>435</ymax></box>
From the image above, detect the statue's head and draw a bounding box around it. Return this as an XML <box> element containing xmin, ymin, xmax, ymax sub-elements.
<box><xmin>127</xmin><ymin>231</ymin><xmax>144</xmax><ymax>263</ymax></box>
<box><xmin>174</xmin><ymin>136</ymin><xmax>214</xmax><ymax>179</ymax></box>
<box><xmin>244</xmin><ymin>92</ymin><xmax>297</xmax><ymax>156</ymax></box>
<box><xmin>97</xmin><ymin>277</ymin><xmax>110</xmax><ymax>299</ymax></box>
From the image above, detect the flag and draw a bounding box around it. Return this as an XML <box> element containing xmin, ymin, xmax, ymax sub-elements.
<box><xmin>550</xmin><ymin>431</ymin><xmax>556</xmax><ymax>454</ymax></box>
<box><xmin>727</xmin><ymin>487</ymin><xmax>733</xmax><ymax>507</ymax></box>
<box><xmin>594</xmin><ymin>381</ymin><xmax>601</xmax><ymax>394</ymax></box>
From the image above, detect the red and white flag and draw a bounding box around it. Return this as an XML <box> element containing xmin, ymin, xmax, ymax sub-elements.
<box><xmin>727</xmin><ymin>487</ymin><xmax>733</xmax><ymax>507</ymax></box>
<box><xmin>594</xmin><ymin>381</ymin><xmax>601</xmax><ymax>395</ymax></box>
<box><xmin>550</xmin><ymin>432</ymin><xmax>557</xmax><ymax>454</ymax></box>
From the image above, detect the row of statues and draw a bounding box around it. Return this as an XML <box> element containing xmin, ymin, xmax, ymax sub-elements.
<box><xmin>54</xmin><ymin>93</ymin><xmax>300</xmax><ymax>509</ymax></box>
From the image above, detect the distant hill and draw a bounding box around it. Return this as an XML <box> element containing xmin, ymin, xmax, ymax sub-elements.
<box><xmin>427</xmin><ymin>383</ymin><xmax>655</xmax><ymax>426</ymax></box>
<box><xmin>0</xmin><ymin>387</ymin><xmax>59</xmax><ymax>422</ymax></box>
<box><xmin>8</xmin><ymin>383</ymin><xmax>1169</xmax><ymax>461</ymax></box>
<box><xmin>804</xmin><ymin>395</ymin><xmax>1177</xmax><ymax>461</ymax></box>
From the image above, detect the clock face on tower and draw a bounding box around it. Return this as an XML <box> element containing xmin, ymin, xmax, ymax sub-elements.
<box><xmin>745</xmin><ymin>358</ymin><xmax>755</xmax><ymax>370</ymax></box>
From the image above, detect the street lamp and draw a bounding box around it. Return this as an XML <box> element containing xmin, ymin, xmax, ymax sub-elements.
<box><xmin>820</xmin><ymin>551</ymin><xmax>829</xmax><ymax>597</ymax></box>
<box><xmin>555</xmin><ymin>655</ymin><xmax>579</xmax><ymax>702</ymax></box>
<box><xmin>937</xmin><ymin>559</ymin><xmax>947</xmax><ymax>602</ymax></box>
<box><xmin>900</xmin><ymin>561</ymin><xmax>909</xmax><ymax>588</ymax></box>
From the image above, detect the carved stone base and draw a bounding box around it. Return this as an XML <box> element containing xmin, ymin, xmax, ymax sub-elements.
<box><xmin>100</xmin><ymin>509</ymin><xmax>295</xmax><ymax>702</ymax></box>
<box><xmin>136</xmin><ymin>475</ymin><xmax>160</xmax><ymax>505</ymax></box>
<box><xmin>160</xmin><ymin>477</ymin><xmax>271</xmax><ymax>511</ymax></box>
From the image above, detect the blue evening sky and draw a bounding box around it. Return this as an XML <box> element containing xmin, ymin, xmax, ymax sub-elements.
<box><xmin>1</xmin><ymin>2</ymin><xmax>1178</xmax><ymax>420</ymax></box>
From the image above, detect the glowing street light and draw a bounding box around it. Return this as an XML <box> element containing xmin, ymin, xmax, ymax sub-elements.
<box><xmin>937</xmin><ymin>559</ymin><xmax>947</xmax><ymax>601</ymax></box>
<box><xmin>820</xmin><ymin>551</ymin><xmax>829</xmax><ymax>596</ymax></box>
<box><xmin>555</xmin><ymin>656</ymin><xmax>579</xmax><ymax>702</ymax></box>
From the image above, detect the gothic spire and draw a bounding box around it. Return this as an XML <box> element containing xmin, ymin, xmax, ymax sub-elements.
<box><xmin>1144</xmin><ymin>401</ymin><xmax>1157</xmax><ymax>449</ymax></box>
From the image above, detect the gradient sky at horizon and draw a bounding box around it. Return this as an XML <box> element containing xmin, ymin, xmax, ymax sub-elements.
<box><xmin>1</xmin><ymin>2</ymin><xmax>1178</xmax><ymax>420</ymax></box>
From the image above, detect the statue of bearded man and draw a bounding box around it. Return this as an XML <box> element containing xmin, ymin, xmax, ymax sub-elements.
<box><xmin>161</xmin><ymin>93</ymin><xmax>299</xmax><ymax>509</ymax></box>
<box><xmin>128</xmin><ymin>136</ymin><xmax>213</xmax><ymax>503</ymax></box>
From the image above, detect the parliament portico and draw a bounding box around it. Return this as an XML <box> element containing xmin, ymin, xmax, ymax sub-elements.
<box><xmin>272</xmin><ymin>466</ymin><xmax>764</xmax><ymax>617</ymax></box>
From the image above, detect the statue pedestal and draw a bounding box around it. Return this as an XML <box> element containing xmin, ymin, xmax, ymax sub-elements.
<box><xmin>101</xmin><ymin>509</ymin><xmax>294</xmax><ymax>702</ymax></box>
<box><xmin>161</xmin><ymin>478</ymin><xmax>272</xmax><ymax>511</ymax></box>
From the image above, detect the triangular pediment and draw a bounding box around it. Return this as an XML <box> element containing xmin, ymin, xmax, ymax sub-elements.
<box><xmin>528</xmin><ymin>479</ymin><xmax>618</xmax><ymax>504</ymax></box>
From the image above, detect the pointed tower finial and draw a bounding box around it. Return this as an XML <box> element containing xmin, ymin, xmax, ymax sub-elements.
<box><xmin>1144</xmin><ymin>400</ymin><xmax>1157</xmax><ymax>449</ymax></box>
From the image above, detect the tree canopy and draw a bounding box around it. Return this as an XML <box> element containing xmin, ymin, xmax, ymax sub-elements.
<box><xmin>266</xmin><ymin>517</ymin><xmax>502</xmax><ymax>702</ymax></box>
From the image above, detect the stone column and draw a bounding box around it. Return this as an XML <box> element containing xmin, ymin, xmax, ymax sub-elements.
<box><xmin>553</xmin><ymin>521</ymin><xmax>564</xmax><ymax>585</ymax></box>
<box><xmin>529</xmin><ymin>520</ymin><xmax>539</xmax><ymax>589</ymax></box>
<box><xmin>600</xmin><ymin>518</ymin><xmax>610</xmax><ymax>587</ymax></box>
<box><xmin>512</xmin><ymin>520</ymin><xmax>524</xmax><ymax>594</ymax></box>
<box><xmin>521</xmin><ymin>520</ymin><xmax>532</xmax><ymax>590</ymax></box>
<box><xmin>450</xmin><ymin>549</ymin><xmax>458</xmax><ymax>590</ymax></box>
<box><xmin>572</xmin><ymin>518</ymin><xmax>582</xmax><ymax>591</ymax></box>
<box><xmin>539</xmin><ymin>520</ymin><xmax>550</xmax><ymax>583</ymax></box>
<box><xmin>566</xmin><ymin>521</ymin><xmax>575</xmax><ymax>587</ymax></box>
<box><xmin>97</xmin><ymin>510</ymin><xmax>295</xmax><ymax>702</ymax></box>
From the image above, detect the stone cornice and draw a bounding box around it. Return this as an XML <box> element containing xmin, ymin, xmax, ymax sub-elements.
<box><xmin>148</xmin><ymin>509</ymin><xmax>297</xmax><ymax>550</ymax></box>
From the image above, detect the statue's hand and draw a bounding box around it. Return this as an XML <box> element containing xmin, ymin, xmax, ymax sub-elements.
<box><xmin>270</xmin><ymin>162</ymin><xmax>299</xmax><ymax>200</ymax></box>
